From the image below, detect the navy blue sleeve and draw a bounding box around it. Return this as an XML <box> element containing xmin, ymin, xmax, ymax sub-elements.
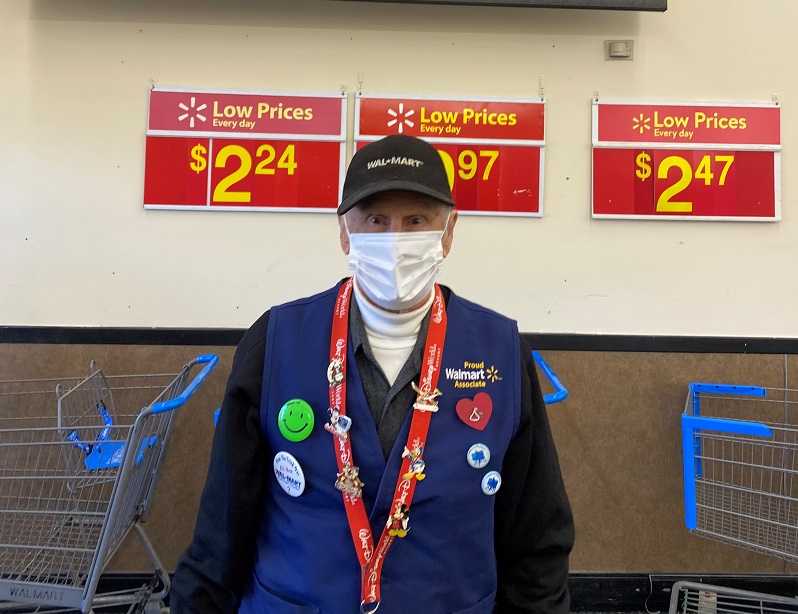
<box><xmin>494</xmin><ymin>337</ymin><xmax>575</xmax><ymax>613</ymax></box>
<box><xmin>170</xmin><ymin>311</ymin><xmax>271</xmax><ymax>614</ymax></box>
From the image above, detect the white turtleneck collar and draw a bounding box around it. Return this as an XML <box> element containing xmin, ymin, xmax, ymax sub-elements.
<box><xmin>353</xmin><ymin>278</ymin><xmax>433</xmax><ymax>385</ymax></box>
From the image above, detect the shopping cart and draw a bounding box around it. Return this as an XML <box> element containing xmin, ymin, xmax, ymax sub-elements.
<box><xmin>670</xmin><ymin>581</ymin><xmax>798</xmax><ymax>613</ymax></box>
<box><xmin>676</xmin><ymin>382</ymin><xmax>798</xmax><ymax>612</ymax></box>
<box><xmin>532</xmin><ymin>350</ymin><xmax>568</xmax><ymax>406</ymax></box>
<box><xmin>0</xmin><ymin>354</ymin><xmax>219</xmax><ymax>613</ymax></box>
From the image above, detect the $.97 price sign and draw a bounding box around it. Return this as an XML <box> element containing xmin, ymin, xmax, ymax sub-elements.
<box><xmin>357</xmin><ymin>94</ymin><xmax>545</xmax><ymax>216</ymax></box>
<box><xmin>144</xmin><ymin>86</ymin><xmax>347</xmax><ymax>211</ymax></box>
<box><xmin>592</xmin><ymin>100</ymin><xmax>781</xmax><ymax>221</ymax></box>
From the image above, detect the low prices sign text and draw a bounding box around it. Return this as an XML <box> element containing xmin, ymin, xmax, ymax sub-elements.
<box><xmin>592</xmin><ymin>101</ymin><xmax>781</xmax><ymax>221</ymax></box>
<box><xmin>144</xmin><ymin>87</ymin><xmax>347</xmax><ymax>211</ymax></box>
<box><xmin>357</xmin><ymin>95</ymin><xmax>545</xmax><ymax>216</ymax></box>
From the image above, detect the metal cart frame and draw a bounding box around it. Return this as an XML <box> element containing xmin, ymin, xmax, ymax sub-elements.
<box><xmin>670</xmin><ymin>580</ymin><xmax>798</xmax><ymax>613</ymax></box>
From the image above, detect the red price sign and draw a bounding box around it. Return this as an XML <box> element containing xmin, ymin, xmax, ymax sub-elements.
<box><xmin>593</xmin><ymin>148</ymin><xmax>776</xmax><ymax>218</ymax></box>
<box><xmin>144</xmin><ymin>137</ymin><xmax>342</xmax><ymax>209</ymax></box>
<box><xmin>435</xmin><ymin>144</ymin><xmax>540</xmax><ymax>214</ymax></box>
<box><xmin>357</xmin><ymin>95</ymin><xmax>545</xmax><ymax>216</ymax></box>
<box><xmin>144</xmin><ymin>87</ymin><xmax>346</xmax><ymax>211</ymax></box>
<box><xmin>592</xmin><ymin>100</ymin><xmax>781</xmax><ymax>221</ymax></box>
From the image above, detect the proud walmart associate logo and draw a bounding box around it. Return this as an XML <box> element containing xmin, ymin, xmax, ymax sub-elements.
<box><xmin>445</xmin><ymin>361</ymin><xmax>502</xmax><ymax>389</ymax></box>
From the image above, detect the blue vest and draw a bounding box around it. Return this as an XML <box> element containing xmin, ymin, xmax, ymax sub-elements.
<box><xmin>239</xmin><ymin>282</ymin><xmax>521</xmax><ymax>614</ymax></box>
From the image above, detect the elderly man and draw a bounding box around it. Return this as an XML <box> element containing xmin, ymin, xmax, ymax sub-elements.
<box><xmin>172</xmin><ymin>135</ymin><xmax>574</xmax><ymax>614</ymax></box>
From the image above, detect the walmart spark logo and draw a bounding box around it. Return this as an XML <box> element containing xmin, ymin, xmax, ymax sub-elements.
<box><xmin>632</xmin><ymin>113</ymin><xmax>651</xmax><ymax>134</ymax></box>
<box><xmin>486</xmin><ymin>366</ymin><xmax>502</xmax><ymax>383</ymax></box>
<box><xmin>177</xmin><ymin>97</ymin><xmax>207</xmax><ymax>128</ymax></box>
<box><xmin>387</xmin><ymin>103</ymin><xmax>415</xmax><ymax>134</ymax></box>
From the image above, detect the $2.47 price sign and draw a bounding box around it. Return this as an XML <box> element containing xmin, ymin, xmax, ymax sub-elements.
<box><xmin>593</xmin><ymin>148</ymin><xmax>776</xmax><ymax>219</ymax></box>
<box><xmin>592</xmin><ymin>100</ymin><xmax>780</xmax><ymax>221</ymax></box>
<box><xmin>144</xmin><ymin>137</ymin><xmax>343</xmax><ymax>209</ymax></box>
<box><xmin>633</xmin><ymin>151</ymin><xmax>736</xmax><ymax>212</ymax></box>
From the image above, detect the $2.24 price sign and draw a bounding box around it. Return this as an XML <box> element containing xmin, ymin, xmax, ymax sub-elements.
<box><xmin>591</xmin><ymin>100</ymin><xmax>781</xmax><ymax>221</ymax></box>
<box><xmin>144</xmin><ymin>137</ymin><xmax>342</xmax><ymax>209</ymax></box>
<box><xmin>144</xmin><ymin>87</ymin><xmax>347</xmax><ymax>211</ymax></box>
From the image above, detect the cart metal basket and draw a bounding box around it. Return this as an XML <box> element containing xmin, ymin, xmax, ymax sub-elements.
<box><xmin>682</xmin><ymin>383</ymin><xmax>798</xmax><ymax>561</ymax></box>
<box><xmin>0</xmin><ymin>355</ymin><xmax>218</xmax><ymax>613</ymax></box>
<box><xmin>670</xmin><ymin>581</ymin><xmax>798</xmax><ymax>613</ymax></box>
<box><xmin>678</xmin><ymin>382</ymin><xmax>798</xmax><ymax>611</ymax></box>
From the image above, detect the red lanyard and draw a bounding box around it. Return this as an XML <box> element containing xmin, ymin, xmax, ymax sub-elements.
<box><xmin>327</xmin><ymin>278</ymin><xmax>447</xmax><ymax>612</ymax></box>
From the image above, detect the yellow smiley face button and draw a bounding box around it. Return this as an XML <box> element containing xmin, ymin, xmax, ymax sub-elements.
<box><xmin>278</xmin><ymin>399</ymin><xmax>315</xmax><ymax>442</ymax></box>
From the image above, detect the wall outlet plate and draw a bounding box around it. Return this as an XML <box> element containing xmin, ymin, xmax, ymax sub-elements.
<box><xmin>604</xmin><ymin>39</ymin><xmax>634</xmax><ymax>60</ymax></box>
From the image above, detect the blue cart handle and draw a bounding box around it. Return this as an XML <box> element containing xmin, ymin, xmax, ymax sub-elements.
<box><xmin>152</xmin><ymin>354</ymin><xmax>220</xmax><ymax>415</ymax></box>
<box><xmin>682</xmin><ymin>414</ymin><xmax>773</xmax><ymax>438</ymax></box>
<box><xmin>682</xmin><ymin>413</ymin><xmax>773</xmax><ymax>530</ymax></box>
<box><xmin>532</xmin><ymin>351</ymin><xmax>568</xmax><ymax>405</ymax></box>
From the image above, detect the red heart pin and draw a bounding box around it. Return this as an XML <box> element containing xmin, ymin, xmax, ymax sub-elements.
<box><xmin>455</xmin><ymin>393</ymin><xmax>493</xmax><ymax>431</ymax></box>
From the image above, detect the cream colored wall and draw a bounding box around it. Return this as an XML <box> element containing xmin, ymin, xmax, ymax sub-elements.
<box><xmin>1</xmin><ymin>0</ymin><xmax>796</xmax><ymax>334</ymax></box>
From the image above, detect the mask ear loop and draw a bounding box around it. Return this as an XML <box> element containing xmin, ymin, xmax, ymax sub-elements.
<box><xmin>342</xmin><ymin>212</ymin><xmax>351</xmax><ymax>238</ymax></box>
<box><xmin>440</xmin><ymin>209</ymin><xmax>452</xmax><ymax>238</ymax></box>
<box><xmin>344</xmin><ymin>213</ymin><xmax>361</xmax><ymax>296</ymax></box>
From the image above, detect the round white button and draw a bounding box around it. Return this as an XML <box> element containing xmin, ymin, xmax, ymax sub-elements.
<box><xmin>273</xmin><ymin>451</ymin><xmax>306</xmax><ymax>497</ymax></box>
<box><xmin>481</xmin><ymin>470</ymin><xmax>502</xmax><ymax>495</ymax></box>
<box><xmin>467</xmin><ymin>443</ymin><xmax>491</xmax><ymax>469</ymax></box>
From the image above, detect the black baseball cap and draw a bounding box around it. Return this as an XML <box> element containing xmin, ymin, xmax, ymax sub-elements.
<box><xmin>337</xmin><ymin>135</ymin><xmax>457</xmax><ymax>215</ymax></box>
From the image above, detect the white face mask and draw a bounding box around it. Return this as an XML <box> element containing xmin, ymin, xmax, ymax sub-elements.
<box><xmin>346</xmin><ymin>217</ymin><xmax>449</xmax><ymax>311</ymax></box>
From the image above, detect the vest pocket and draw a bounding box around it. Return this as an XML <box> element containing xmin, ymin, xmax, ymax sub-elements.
<box><xmin>450</xmin><ymin>590</ymin><xmax>497</xmax><ymax>614</ymax></box>
<box><xmin>243</xmin><ymin>575</ymin><xmax>321</xmax><ymax>614</ymax></box>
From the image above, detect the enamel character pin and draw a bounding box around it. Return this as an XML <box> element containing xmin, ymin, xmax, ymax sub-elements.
<box><xmin>324</xmin><ymin>406</ymin><xmax>352</xmax><ymax>440</ymax></box>
<box><xmin>402</xmin><ymin>445</ymin><xmax>426</xmax><ymax>480</ymax></box>
<box><xmin>335</xmin><ymin>463</ymin><xmax>364</xmax><ymax>499</ymax></box>
<box><xmin>327</xmin><ymin>358</ymin><xmax>345</xmax><ymax>388</ymax></box>
<box><xmin>387</xmin><ymin>503</ymin><xmax>410</xmax><ymax>538</ymax></box>
<box><xmin>411</xmin><ymin>381</ymin><xmax>442</xmax><ymax>412</ymax></box>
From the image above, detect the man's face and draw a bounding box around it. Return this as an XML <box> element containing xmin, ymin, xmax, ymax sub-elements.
<box><xmin>338</xmin><ymin>190</ymin><xmax>458</xmax><ymax>257</ymax></box>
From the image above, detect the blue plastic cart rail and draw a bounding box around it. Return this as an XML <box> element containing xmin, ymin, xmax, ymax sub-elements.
<box><xmin>152</xmin><ymin>354</ymin><xmax>219</xmax><ymax>414</ymax></box>
<box><xmin>688</xmin><ymin>382</ymin><xmax>766</xmax><ymax>417</ymax></box>
<box><xmin>532</xmin><ymin>350</ymin><xmax>568</xmax><ymax>405</ymax></box>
